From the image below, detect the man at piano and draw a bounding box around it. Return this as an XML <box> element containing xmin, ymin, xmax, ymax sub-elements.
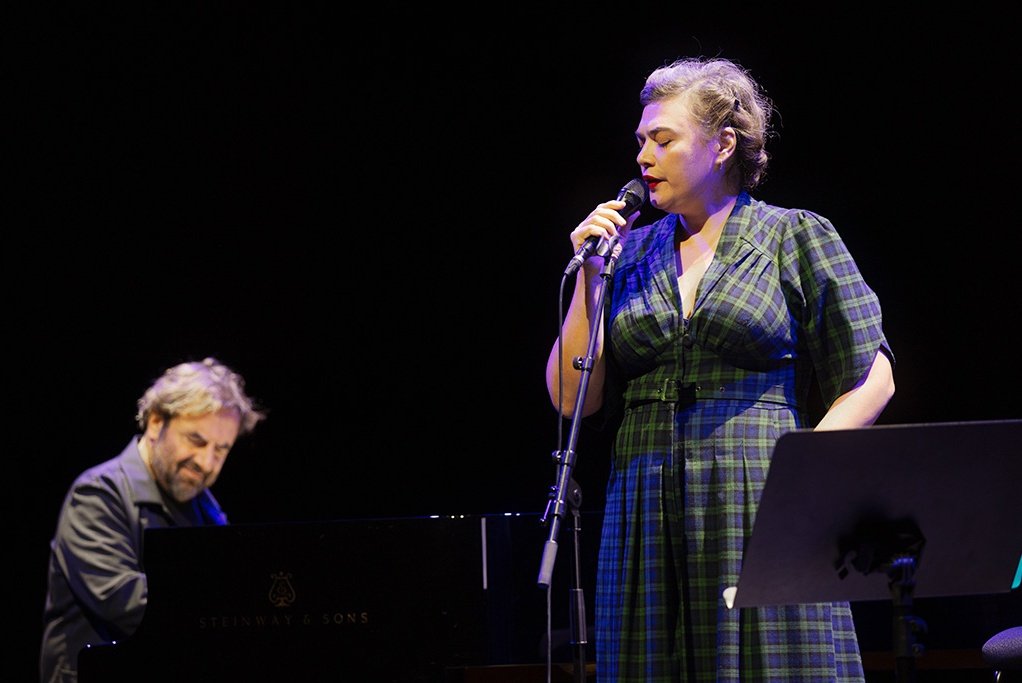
<box><xmin>39</xmin><ymin>357</ymin><xmax>266</xmax><ymax>683</ymax></box>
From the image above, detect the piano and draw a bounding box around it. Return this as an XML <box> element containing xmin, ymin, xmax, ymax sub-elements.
<box><xmin>77</xmin><ymin>513</ymin><xmax>602</xmax><ymax>683</ymax></box>
<box><xmin>75</xmin><ymin>509</ymin><xmax>1022</xmax><ymax>681</ymax></box>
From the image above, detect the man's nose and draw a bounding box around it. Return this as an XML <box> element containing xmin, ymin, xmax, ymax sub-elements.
<box><xmin>193</xmin><ymin>446</ymin><xmax>219</xmax><ymax>473</ymax></box>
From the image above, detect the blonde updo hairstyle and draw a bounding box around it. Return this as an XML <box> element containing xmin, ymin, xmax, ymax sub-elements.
<box><xmin>640</xmin><ymin>57</ymin><xmax>774</xmax><ymax>190</ymax></box>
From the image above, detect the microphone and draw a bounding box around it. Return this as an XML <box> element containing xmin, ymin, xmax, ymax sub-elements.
<box><xmin>564</xmin><ymin>178</ymin><xmax>647</xmax><ymax>276</ymax></box>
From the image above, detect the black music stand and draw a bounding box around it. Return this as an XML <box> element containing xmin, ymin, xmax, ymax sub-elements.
<box><xmin>728</xmin><ymin>419</ymin><xmax>1022</xmax><ymax>683</ymax></box>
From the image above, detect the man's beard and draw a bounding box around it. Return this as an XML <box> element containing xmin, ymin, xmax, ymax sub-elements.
<box><xmin>151</xmin><ymin>440</ymin><xmax>206</xmax><ymax>503</ymax></box>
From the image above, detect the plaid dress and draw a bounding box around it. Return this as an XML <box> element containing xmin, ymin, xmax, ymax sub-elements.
<box><xmin>595</xmin><ymin>192</ymin><xmax>892</xmax><ymax>682</ymax></box>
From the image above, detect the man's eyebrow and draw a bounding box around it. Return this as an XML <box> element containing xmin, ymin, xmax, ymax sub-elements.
<box><xmin>186</xmin><ymin>430</ymin><xmax>233</xmax><ymax>450</ymax></box>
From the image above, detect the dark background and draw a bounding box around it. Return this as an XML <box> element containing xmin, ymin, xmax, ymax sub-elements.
<box><xmin>9</xmin><ymin>4</ymin><xmax>1019</xmax><ymax>681</ymax></box>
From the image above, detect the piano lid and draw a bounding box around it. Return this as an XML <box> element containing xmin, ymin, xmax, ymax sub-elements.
<box><xmin>78</xmin><ymin>515</ymin><xmax>506</xmax><ymax>682</ymax></box>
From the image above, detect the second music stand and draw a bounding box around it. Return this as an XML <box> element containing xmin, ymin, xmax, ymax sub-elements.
<box><xmin>728</xmin><ymin>419</ymin><xmax>1022</xmax><ymax>683</ymax></box>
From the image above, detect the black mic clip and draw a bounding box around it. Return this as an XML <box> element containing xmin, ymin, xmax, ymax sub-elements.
<box><xmin>599</xmin><ymin>237</ymin><xmax>624</xmax><ymax>278</ymax></box>
<box><xmin>564</xmin><ymin>235</ymin><xmax>618</xmax><ymax>277</ymax></box>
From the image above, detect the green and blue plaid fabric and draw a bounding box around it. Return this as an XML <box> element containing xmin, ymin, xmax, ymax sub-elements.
<box><xmin>594</xmin><ymin>193</ymin><xmax>890</xmax><ymax>681</ymax></box>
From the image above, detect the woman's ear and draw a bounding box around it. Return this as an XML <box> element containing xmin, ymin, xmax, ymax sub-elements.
<box><xmin>717</xmin><ymin>126</ymin><xmax>737</xmax><ymax>164</ymax></box>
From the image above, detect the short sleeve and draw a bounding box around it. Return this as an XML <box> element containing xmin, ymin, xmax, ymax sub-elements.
<box><xmin>782</xmin><ymin>210</ymin><xmax>894</xmax><ymax>407</ymax></box>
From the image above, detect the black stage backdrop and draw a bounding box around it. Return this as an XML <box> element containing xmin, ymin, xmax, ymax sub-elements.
<box><xmin>8</xmin><ymin>4</ymin><xmax>1019</xmax><ymax>681</ymax></box>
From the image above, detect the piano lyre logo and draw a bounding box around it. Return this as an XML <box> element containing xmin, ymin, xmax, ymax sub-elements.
<box><xmin>268</xmin><ymin>571</ymin><xmax>296</xmax><ymax>607</ymax></box>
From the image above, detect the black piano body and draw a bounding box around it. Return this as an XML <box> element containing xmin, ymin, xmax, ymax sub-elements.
<box><xmin>77</xmin><ymin>513</ymin><xmax>595</xmax><ymax>682</ymax></box>
<box><xmin>74</xmin><ymin>508</ymin><xmax>1022</xmax><ymax>681</ymax></box>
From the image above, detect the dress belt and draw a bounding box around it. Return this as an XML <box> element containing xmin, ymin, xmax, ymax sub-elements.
<box><xmin>625</xmin><ymin>377</ymin><xmax>800</xmax><ymax>409</ymax></box>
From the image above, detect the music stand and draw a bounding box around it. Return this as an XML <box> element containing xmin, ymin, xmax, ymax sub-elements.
<box><xmin>728</xmin><ymin>419</ymin><xmax>1022</xmax><ymax>683</ymax></box>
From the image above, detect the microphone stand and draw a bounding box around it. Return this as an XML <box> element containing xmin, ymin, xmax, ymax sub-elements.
<box><xmin>538</xmin><ymin>242</ymin><xmax>621</xmax><ymax>683</ymax></box>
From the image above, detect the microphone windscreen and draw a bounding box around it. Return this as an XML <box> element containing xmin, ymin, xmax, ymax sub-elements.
<box><xmin>616</xmin><ymin>178</ymin><xmax>647</xmax><ymax>217</ymax></box>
